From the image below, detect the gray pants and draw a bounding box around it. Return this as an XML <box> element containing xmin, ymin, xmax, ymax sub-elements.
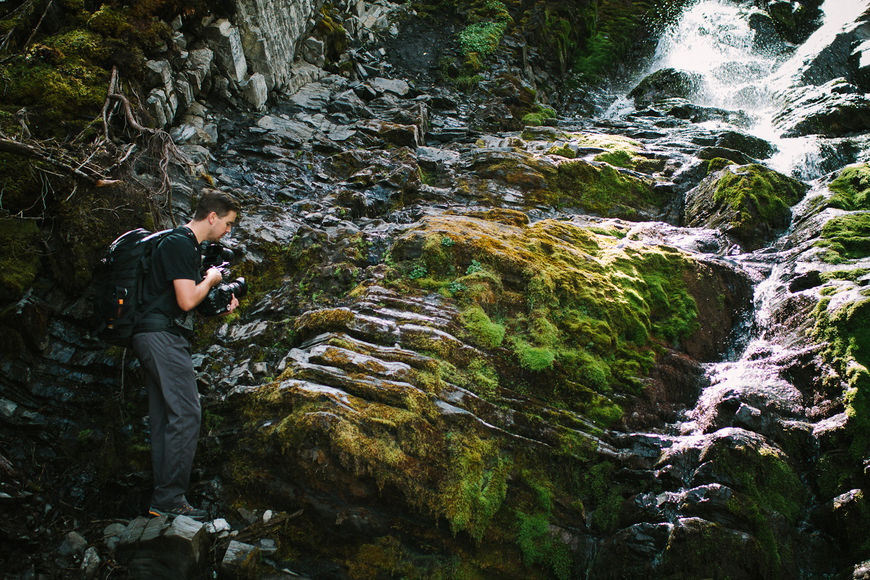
<box><xmin>132</xmin><ymin>331</ymin><xmax>201</xmax><ymax>509</ymax></box>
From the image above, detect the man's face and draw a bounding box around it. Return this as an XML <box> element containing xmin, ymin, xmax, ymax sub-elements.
<box><xmin>208</xmin><ymin>210</ymin><xmax>237</xmax><ymax>241</ymax></box>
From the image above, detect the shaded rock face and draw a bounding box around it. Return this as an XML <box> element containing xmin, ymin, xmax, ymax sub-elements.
<box><xmin>628</xmin><ymin>68</ymin><xmax>705</xmax><ymax>108</ymax></box>
<box><xmin>774</xmin><ymin>78</ymin><xmax>870</xmax><ymax>137</ymax></box>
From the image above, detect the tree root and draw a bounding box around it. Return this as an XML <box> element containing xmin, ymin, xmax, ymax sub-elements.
<box><xmin>1</xmin><ymin>66</ymin><xmax>192</xmax><ymax>224</ymax></box>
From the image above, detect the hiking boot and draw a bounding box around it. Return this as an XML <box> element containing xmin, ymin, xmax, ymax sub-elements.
<box><xmin>148</xmin><ymin>502</ymin><xmax>208</xmax><ymax>521</ymax></box>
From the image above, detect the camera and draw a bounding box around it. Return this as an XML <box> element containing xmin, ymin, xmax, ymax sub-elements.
<box><xmin>198</xmin><ymin>242</ymin><xmax>248</xmax><ymax>316</ymax></box>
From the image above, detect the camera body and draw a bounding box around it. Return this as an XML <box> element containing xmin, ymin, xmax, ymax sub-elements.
<box><xmin>198</xmin><ymin>242</ymin><xmax>248</xmax><ymax>316</ymax></box>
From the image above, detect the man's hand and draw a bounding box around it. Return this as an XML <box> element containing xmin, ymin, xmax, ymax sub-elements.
<box><xmin>174</xmin><ymin>267</ymin><xmax>224</xmax><ymax>312</ymax></box>
<box><xmin>222</xmin><ymin>294</ymin><xmax>240</xmax><ymax>316</ymax></box>
<box><xmin>204</xmin><ymin>266</ymin><xmax>223</xmax><ymax>288</ymax></box>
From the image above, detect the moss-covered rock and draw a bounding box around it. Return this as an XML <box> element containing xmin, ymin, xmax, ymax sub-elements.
<box><xmin>684</xmin><ymin>164</ymin><xmax>810</xmax><ymax>250</ymax></box>
<box><xmin>222</xmin><ymin>212</ymin><xmax>752</xmax><ymax>578</ymax></box>
<box><xmin>826</xmin><ymin>163</ymin><xmax>870</xmax><ymax>211</ymax></box>
<box><xmin>388</xmin><ymin>215</ymin><xmax>747</xmax><ymax>422</ymax></box>
<box><xmin>815</xmin><ymin>213</ymin><xmax>870</xmax><ymax>263</ymax></box>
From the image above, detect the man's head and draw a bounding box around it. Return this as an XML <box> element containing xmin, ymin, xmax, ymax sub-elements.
<box><xmin>193</xmin><ymin>189</ymin><xmax>240</xmax><ymax>242</ymax></box>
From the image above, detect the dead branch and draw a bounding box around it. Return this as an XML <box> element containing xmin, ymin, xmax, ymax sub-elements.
<box><xmin>23</xmin><ymin>0</ymin><xmax>53</xmax><ymax>50</ymax></box>
<box><xmin>0</xmin><ymin>137</ymin><xmax>99</xmax><ymax>184</ymax></box>
<box><xmin>101</xmin><ymin>66</ymin><xmax>119</xmax><ymax>143</ymax></box>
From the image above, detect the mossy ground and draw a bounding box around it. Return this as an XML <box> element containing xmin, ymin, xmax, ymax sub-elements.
<box><xmin>389</xmin><ymin>215</ymin><xmax>700</xmax><ymax>425</ymax></box>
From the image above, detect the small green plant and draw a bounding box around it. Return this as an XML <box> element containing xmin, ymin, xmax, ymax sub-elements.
<box><xmin>441</xmin><ymin>236</ymin><xmax>455</xmax><ymax>247</ymax></box>
<box><xmin>448</xmin><ymin>280</ymin><xmax>467</xmax><ymax>295</ymax></box>
<box><xmin>466</xmin><ymin>260</ymin><xmax>484</xmax><ymax>275</ymax></box>
<box><xmin>409</xmin><ymin>262</ymin><xmax>428</xmax><ymax>280</ymax></box>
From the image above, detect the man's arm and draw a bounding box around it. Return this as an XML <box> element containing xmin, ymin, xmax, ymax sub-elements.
<box><xmin>173</xmin><ymin>267</ymin><xmax>223</xmax><ymax>312</ymax></box>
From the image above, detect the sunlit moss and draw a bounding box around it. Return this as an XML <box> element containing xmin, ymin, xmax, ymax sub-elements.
<box><xmin>391</xmin><ymin>215</ymin><xmax>700</xmax><ymax>426</ymax></box>
<box><xmin>826</xmin><ymin>163</ymin><xmax>870</xmax><ymax>211</ymax></box>
<box><xmin>815</xmin><ymin>214</ymin><xmax>870</xmax><ymax>263</ymax></box>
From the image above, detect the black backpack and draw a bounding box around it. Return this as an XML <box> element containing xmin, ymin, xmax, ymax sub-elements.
<box><xmin>93</xmin><ymin>228</ymin><xmax>174</xmax><ymax>346</ymax></box>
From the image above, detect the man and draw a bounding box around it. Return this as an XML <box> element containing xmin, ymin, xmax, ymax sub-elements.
<box><xmin>132</xmin><ymin>188</ymin><xmax>240</xmax><ymax>520</ymax></box>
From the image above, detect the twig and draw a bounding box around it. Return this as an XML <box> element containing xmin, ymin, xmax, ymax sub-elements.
<box><xmin>23</xmin><ymin>0</ymin><xmax>53</xmax><ymax>49</ymax></box>
<box><xmin>0</xmin><ymin>138</ymin><xmax>99</xmax><ymax>184</ymax></box>
<box><xmin>101</xmin><ymin>66</ymin><xmax>118</xmax><ymax>142</ymax></box>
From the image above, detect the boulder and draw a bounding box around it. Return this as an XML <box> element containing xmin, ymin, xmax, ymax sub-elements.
<box><xmin>628</xmin><ymin>68</ymin><xmax>704</xmax><ymax>108</ymax></box>
<box><xmin>242</xmin><ymin>72</ymin><xmax>269</xmax><ymax>110</ymax></box>
<box><xmin>774</xmin><ymin>78</ymin><xmax>870</xmax><ymax>137</ymax></box>
<box><xmin>205</xmin><ymin>19</ymin><xmax>248</xmax><ymax>84</ymax></box>
<box><xmin>713</xmin><ymin>130</ymin><xmax>777</xmax><ymax>159</ymax></box>
<box><xmin>116</xmin><ymin>515</ymin><xmax>208</xmax><ymax>579</ymax></box>
<box><xmin>684</xmin><ymin>163</ymin><xmax>810</xmax><ymax>250</ymax></box>
<box><xmin>765</xmin><ymin>0</ymin><xmax>823</xmax><ymax>44</ymax></box>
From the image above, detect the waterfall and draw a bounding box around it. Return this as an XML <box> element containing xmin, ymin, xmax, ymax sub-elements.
<box><xmin>606</xmin><ymin>0</ymin><xmax>870</xmax><ymax>437</ymax></box>
<box><xmin>616</xmin><ymin>0</ymin><xmax>870</xmax><ymax>178</ymax></box>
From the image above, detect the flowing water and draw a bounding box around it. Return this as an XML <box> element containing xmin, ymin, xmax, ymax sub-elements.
<box><xmin>611</xmin><ymin>0</ymin><xmax>870</xmax><ymax>177</ymax></box>
<box><xmin>608</xmin><ymin>0</ymin><xmax>869</xmax><ymax>437</ymax></box>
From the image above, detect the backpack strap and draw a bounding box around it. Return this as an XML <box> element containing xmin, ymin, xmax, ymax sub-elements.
<box><xmin>134</xmin><ymin>228</ymin><xmax>197</xmax><ymax>334</ymax></box>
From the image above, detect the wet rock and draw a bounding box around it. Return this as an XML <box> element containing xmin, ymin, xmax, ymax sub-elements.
<box><xmin>628</xmin><ymin>68</ymin><xmax>704</xmax><ymax>108</ymax></box>
<box><xmin>221</xmin><ymin>540</ymin><xmax>260</xmax><ymax>578</ymax></box>
<box><xmin>368</xmin><ymin>76</ymin><xmax>410</xmax><ymax>97</ymax></box>
<box><xmin>58</xmin><ymin>530</ymin><xmax>87</xmax><ymax>556</ymax></box>
<box><xmin>684</xmin><ymin>163</ymin><xmax>810</xmax><ymax>250</ymax></box>
<box><xmin>765</xmin><ymin>0</ymin><xmax>823</xmax><ymax>44</ymax></box>
<box><xmin>713</xmin><ymin>130</ymin><xmax>776</xmax><ymax>159</ymax></box>
<box><xmin>657</xmin><ymin>516</ymin><xmax>772</xmax><ymax>577</ymax></box>
<box><xmin>80</xmin><ymin>546</ymin><xmax>100</xmax><ymax>578</ymax></box>
<box><xmin>797</xmin><ymin>26</ymin><xmax>860</xmax><ymax>86</ymax></box>
<box><xmin>696</xmin><ymin>146</ymin><xmax>755</xmax><ymax>166</ymax></box>
<box><xmin>774</xmin><ymin>78</ymin><xmax>870</xmax><ymax>137</ymax></box>
<box><xmin>812</xmin><ymin>489</ymin><xmax>870</xmax><ymax>553</ymax></box>
<box><xmin>116</xmin><ymin>515</ymin><xmax>208</xmax><ymax>579</ymax></box>
<box><xmin>358</xmin><ymin>119</ymin><xmax>421</xmax><ymax>148</ymax></box>
<box><xmin>591</xmin><ymin>522</ymin><xmax>673</xmax><ymax>577</ymax></box>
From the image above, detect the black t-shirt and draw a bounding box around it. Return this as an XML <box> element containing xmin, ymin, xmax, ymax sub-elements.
<box><xmin>138</xmin><ymin>226</ymin><xmax>201</xmax><ymax>333</ymax></box>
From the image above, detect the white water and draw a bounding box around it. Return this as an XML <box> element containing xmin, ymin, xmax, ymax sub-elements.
<box><xmin>614</xmin><ymin>0</ymin><xmax>870</xmax><ymax>178</ymax></box>
<box><xmin>629</xmin><ymin>0</ymin><xmax>870</xmax><ymax>437</ymax></box>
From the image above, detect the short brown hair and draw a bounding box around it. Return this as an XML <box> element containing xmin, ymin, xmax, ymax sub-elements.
<box><xmin>194</xmin><ymin>188</ymin><xmax>241</xmax><ymax>221</ymax></box>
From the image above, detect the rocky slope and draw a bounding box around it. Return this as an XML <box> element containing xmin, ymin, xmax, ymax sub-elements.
<box><xmin>1</xmin><ymin>0</ymin><xmax>870</xmax><ymax>578</ymax></box>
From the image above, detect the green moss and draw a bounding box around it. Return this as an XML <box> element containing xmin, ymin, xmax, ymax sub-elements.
<box><xmin>513</xmin><ymin>339</ymin><xmax>556</xmax><ymax>371</ymax></box>
<box><xmin>461</xmin><ymin>305</ymin><xmax>506</xmax><ymax>348</ymax></box>
<box><xmin>515</xmin><ymin>511</ymin><xmax>571</xmax><ymax>579</ymax></box>
<box><xmin>813</xmin><ymin>297</ymin><xmax>870</xmax><ymax>463</ymax></box>
<box><xmin>815</xmin><ymin>213</ymin><xmax>870</xmax><ymax>263</ymax></box>
<box><xmin>0</xmin><ymin>56</ymin><xmax>108</xmax><ymax>137</ymax></box>
<box><xmin>392</xmin><ymin>216</ymin><xmax>700</xmax><ymax>427</ymax></box>
<box><xmin>0</xmin><ymin>217</ymin><xmax>41</xmax><ymax>302</ymax></box>
<box><xmin>441</xmin><ymin>432</ymin><xmax>511</xmax><ymax>540</ymax></box>
<box><xmin>594</xmin><ymin>149</ymin><xmax>634</xmax><ymax>168</ymax></box>
<box><xmin>713</xmin><ymin>164</ymin><xmax>808</xmax><ymax>228</ymax></box>
<box><xmin>521</xmin><ymin>105</ymin><xmax>556</xmax><ymax>127</ymax></box>
<box><xmin>706</xmin><ymin>157</ymin><xmax>736</xmax><ymax>175</ymax></box>
<box><xmin>543</xmin><ymin>157</ymin><xmax>661</xmax><ymax>219</ymax></box>
<box><xmin>572</xmin><ymin>0</ymin><xmax>691</xmax><ymax>80</ymax></box>
<box><xmin>457</xmin><ymin>0</ymin><xmax>511</xmax><ymax>64</ymax></box>
<box><xmin>827</xmin><ymin>163</ymin><xmax>870</xmax><ymax>211</ymax></box>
